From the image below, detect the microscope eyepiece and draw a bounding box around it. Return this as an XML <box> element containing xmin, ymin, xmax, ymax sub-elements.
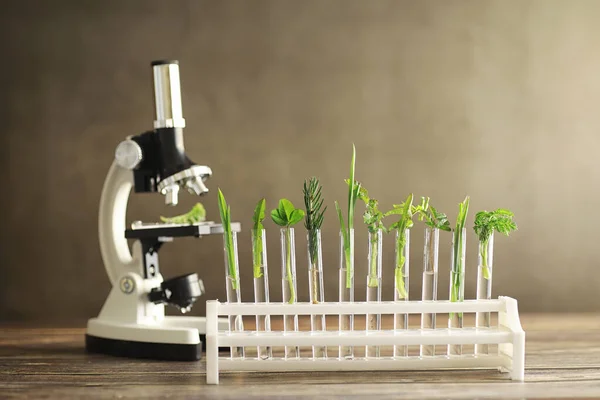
<box><xmin>151</xmin><ymin>59</ymin><xmax>179</xmax><ymax>66</ymax></box>
<box><xmin>152</xmin><ymin>61</ymin><xmax>185</xmax><ymax>129</ymax></box>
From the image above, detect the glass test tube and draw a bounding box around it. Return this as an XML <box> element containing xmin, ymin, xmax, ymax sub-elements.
<box><xmin>223</xmin><ymin>231</ymin><xmax>245</xmax><ymax>359</ymax></box>
<box><xmin>251</xmin><ymin>228</ymin><xmax>272</xmax><ymax>359</ymax></box>
<box><xmin>339</xmin><ymin>229</ymin><xmax>354</xmax><ymax>359</ymax></box>
<box><xmin>281</xmin><ymin>227</ymin><xmax>299</xmax><ymax>359</ymax></box>
<box><xmin>394</xmin><ymin>229</ymin><xmax>410</xmax><ymax>358</ymax></box>
<box><xmin>307</xmin><ymin>229</ymin><xmax>326</xmax><ymax>359</ymax></box>
<box><xmin>366</xmin><ymin>229</ymin><xmax>383</xmax><ymax>358</ymax></box>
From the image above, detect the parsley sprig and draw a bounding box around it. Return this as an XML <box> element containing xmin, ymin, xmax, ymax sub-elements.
<box><xmin>473</xmin><ymin>209</ymin><xmax>517</xmax><ymax>279</ymax></box>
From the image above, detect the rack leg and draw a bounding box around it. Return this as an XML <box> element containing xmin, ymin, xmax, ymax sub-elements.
<box><xmin>511</xmin><ymin>331</ymin><xmax>525</xmax><ymax>381</ymax></box>
<box><xmin>206</xmin><ymin>301</ymin><xmax>219</xmax><ymax>385</ymax></box>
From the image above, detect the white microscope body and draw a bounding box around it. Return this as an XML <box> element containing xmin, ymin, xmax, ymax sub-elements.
<box><xmin>86</xmin><ymin>60</ymin><xmax>230</xmax><ymax>360</ymax></box>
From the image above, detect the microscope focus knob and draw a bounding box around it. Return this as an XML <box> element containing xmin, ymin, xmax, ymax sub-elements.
<box><xmin>115</xmin><ymin>139</ymin><xmax>143</xmax><ymax>170</ymax></box>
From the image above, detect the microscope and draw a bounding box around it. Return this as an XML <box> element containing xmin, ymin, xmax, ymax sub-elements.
<box><xmin>86</xmin><ymin>60</ymin><xmax>236</xmax><ymax>361</ymax></box>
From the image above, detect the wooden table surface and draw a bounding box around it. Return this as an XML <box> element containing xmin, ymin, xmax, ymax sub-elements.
<box><xmin>1</xmin><ymin>314</ymin><xmax>600</xmax><ymax>399</ymax></box>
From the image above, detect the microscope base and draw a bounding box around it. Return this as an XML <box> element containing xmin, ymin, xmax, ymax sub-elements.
<box><xmin>86</xmin><ymin>334</ymin><xmax>202</xmax><ymax>361</ymax></box>
<box><xmin>86</xmin><ymin>316</ymin><xmax>229</xmax><ymax>361</ymax></box>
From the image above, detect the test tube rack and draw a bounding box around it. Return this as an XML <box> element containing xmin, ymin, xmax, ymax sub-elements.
<box><xmin>205</xmin><ymin>296</ymin><xmax>525</xmax><ymax>384</ymax></box>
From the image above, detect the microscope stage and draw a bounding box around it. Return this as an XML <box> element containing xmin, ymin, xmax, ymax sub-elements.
<box><xmin>125</xmin><ymin>221</ymin><xmax>241</xmax><ymax>240</ymax></box>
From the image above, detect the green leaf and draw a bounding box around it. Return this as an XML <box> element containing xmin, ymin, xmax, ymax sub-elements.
<box><xmin>252</xmin><ymin>198</ymin><xmax>266</xmax><ymax>226</ymax></box>
<box><xmin>217</xmin><ymin>189</ymin><xmax>238</xmax><ymax>290</ymax></box>
<box><xmin>252</xmin><ymin>198</ymin><xmax>266</xmax><ymax>279</ymax></box>
<box><xmin>303</xmin><ymin>177</ymin><xmax>327</xmax><ymax>232</ymax></box>
<box><xmin>450</xmin><ymin>196</ymin><xmax>470</xmax><ymax>303</ymax></box>
<box><xmin>288</xmin><ymin>209</ymin><xmax>305</xmax><ymax>226</ymax></box>
<box><xmin>473</xmin><ymin>208</ymin><xmax>517</xmax><ymax>241</ymax></box>
<box><xmin>271</xmin><ymin>198</ymin><xmax>305</xmax><ymax>227</ymax></box>
<box><xmin>348</xmin><ymin>144</ymin><xmax>357</xmax><ymax>230</ymax></box>
<box><xmin>402</xmin><ymin>194</ymin><xmax>414</xmax><ymax>217</ymax></box>
<box><xmin>271</xmin><ymin>209</ymin><xmax>287</xmax><ymax>226</ymax></box>
<box><xmin>422</xmin><ymin>205</ymin><xmax>452</xmax><ymax>231</ymax></box>
<box><xmin>335</xmin><ymin>201</ymin><xmax>346</xmax><ymax>234</ymax></box>
<box><xmin>217</xmin><ymin>190</ymin><xmax>227</xmax><ymax>225</ymax></box>
<box><xmin>384</xmin><ymin>208</ymin><xmax>403</xmax><ymax>217</ymax></box>
<box><xmin>278</xmin><ymin>199</ymin><xmax>294</xmax><ymax>221</ymax></box>
<box><xmin>337</xmin><ymin>144</ymin><xmax>358</xmax><ymax>289</ymax></box>
<box><xmin>160</xmin><ymin>203</ymin><xmax>207</xmax><ymax>224</ymax></box>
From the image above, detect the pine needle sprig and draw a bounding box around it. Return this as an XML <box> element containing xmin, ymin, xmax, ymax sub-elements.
<box><xmin>303</xmin><ymin>177</ymin><xmax>327</xmax><ymax>265</ymax></box>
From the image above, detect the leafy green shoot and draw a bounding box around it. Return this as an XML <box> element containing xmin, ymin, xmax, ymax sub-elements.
<box><xmin>356</xmin><ymin>186</ymin><xmax>385</xmax><ymax>288</ymax></box>
<box><xmin>304</xmin><ymin>177</ymin><xmax>327</xmax><ymax>304</ymax></box>
<box><xmin>217</xmin><ymin>190</ymin><xmax>238</xmax><ymax>290</ymax></box>
<box><xmin>271</xmin><ymin>199</ymin><xmax>305</xmax><ymax>304</ymax></box>
<box><xmin>473</xmin><ymin>209</ymin><xmax>517</xmax><ymax>279</ymax></box>
<box><xmin>412</xmin><ymin>197</ymin><xmax>451</xmax><ymax>232</ymax></box>
<box><xmin>335</xmin><ymin>144</ymin><xmax>361</xmax><ymax>289</ymax></box>
<box><xmin>160</xmin><ymin>203</ymin><xmax>206</xmax><ymax>224</ymax></box>
<box><xmin>385</xmin><ymin>194</ymin><xmax>415</xmax><ymax>299</ymax></box>
<box><xmin>303</xmin><ymin>177</ymin><xmax>327</xmax><ymax>265</ymax></box>
<box><xmin>251</xmin><ymin>199</ymin><xmax>266</xmax><ymax>279</ymax></box>
<box><xmin>450</xmin><ymin>196</ymin><xmax>470</xmax><ymax>304</ymax></box>
<box><xmin>271</xmin><ymin>199</ymin><xmax>305</xmax><ymax>227</ymax></box>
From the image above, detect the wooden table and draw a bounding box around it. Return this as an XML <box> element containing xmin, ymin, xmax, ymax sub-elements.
<box><xmin>1</xmin><ymin>314</ymin><xmax>600</xmax><ymax>399</ymax></box>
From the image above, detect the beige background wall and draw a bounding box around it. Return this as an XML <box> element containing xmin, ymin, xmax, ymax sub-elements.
<box><xmin>1</xmin><ymin>0</ymin><xmax>599</xmax><ymax>321</ymax></box>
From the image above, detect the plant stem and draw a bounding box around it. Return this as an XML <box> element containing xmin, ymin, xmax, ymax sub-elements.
<box><xmin>310</xmin><ymin>261</ymin><xmax>319</xmax><ymax>303</ymax></box>
<box><xmin>346</xmin><ymin>145</ymin><xmax>356</xmax><ymax>289</ymax></box>
<box><xmin>368</xmin><ymin>238</ymin><xmax>379</xmax><ymax>288</ymax></box>
<box><xmin>286</xmin><ymin>227</ymin><xmax>295</xmax><ymax>304</ymax></box>
<box><xmin>252</xmin><ymin>229</ymin><xmax>263</xmax><ymax>279</ymax></box>
<box><xmin>226</xmin><ymin>231</ymin><xmax>237</xmax><ymax>290</ymax></box>
<box><xmin>395</xmin><ymin>232</ymin><xmax>408</xmax><ymax>298</ymax></box>
<box><xmin>308</xmin><ymin>229</ymin><xmax>319</xmax><ymax>301</ymax></box>
<box><xmin>344</xmin><ymin>248</ymin><xmax>352</xmax><ymax>288</ymax></box>
<box><xmin>480</xmin><ymin>239</ymin><xmax>490</xmax><ymax>279</ymax></box>
<box><xmin>451</xmin><ymin>230</ymin><xmax>465</xmax><ymax>302</ymax></box>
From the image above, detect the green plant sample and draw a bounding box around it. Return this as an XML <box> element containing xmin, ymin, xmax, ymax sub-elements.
<box><xmin>413</xmin><ymin>197</ymin><xmax>451</xmax><ymax>232</ymax></box>
<box><xmin>303</xmin><ymin>178</ymin><xmax>326</xmax><ymax>303</ymax></box>
<box><xmin>335</xmin><ymin>144</ymin><xmax>361</xmax><ymax>289</ymax></box>
<box><xmin>160</xmin><ymin>203</ymin><xmax>206</xmax><ymax>224</ymax></box>
<box><xmin>251</xmin><ymin>198</ymin><xmax>267</xmax><ymax>279</ymax></box>
<box><xmin>385</xmin><ymin>194</ymin><xmax>415</xmax><ymax>299</ymax></box>
<box><xmin>356</xmin><ymin>186</ymin><xmax>385</xmax><ymax>288</ymax></box>
<box><xmin>271</xmin><ymin>199</ymin><xmax>305</xmax><ymax>304</ymax></box>
<box><xmin>473</xmin><ymin>209</ymin><xmax>517</xmax><ymax>279</ymax></box>
<box><xmin>217</xmin><ymin>189</ymin><xmax>238</xmax><ymax>290</ymax></box>
<box><xmin>450</xmin><ymin>196</ymin><xmax>470</xmax><ymax>303</ymax></box>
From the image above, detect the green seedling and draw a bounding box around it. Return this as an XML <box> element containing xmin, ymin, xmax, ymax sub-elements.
<box><xmin>385</xmin><ymin>194</ymin><xmax>416</xmax><ymax>299</ymax></box>
<box><xmin>160</xmin><ymin>203</ymin><xmax>206</xmax><ymax>224</ymax></box>
<box><xmin>271</xmin><ymin>199</ymin><xmax>305</xmax><ymax>304</ymax></box>
<box><xmin>251</xmin><ymin>198</ymin><xmax>267</xmax><ymax>279</ymax></box>
<box><xmin>335</xmin><ymin>144</ymin><xmax>361</xmax><ymax>289</ymax></box>
<box><xmin>356</xmin><ymin>186</ymin><xmax>385</xmax><ymax>288</ymax></box>
<box><xmin>412</xmin><ymin>197</ymin><xmax>452</xmax><ymax>232</ymax></box>
<box><xmin>473</xmin><ymin>209</ymin><xmax>517</xmax><ymax>279</ymax></box>
<box><xmin>303</xmin><ymin>178</ymin><xmax>327</xmax><ymax>303</ymax></box>
<box><xmin>217</xmin><ymin>190</ymin><xmax>238</xmax><ymax>290</ymax></box>
<box><xmin>450</xmin><ymin>196</ymin><xmax>470</xmax><ymax>303</ymax></box>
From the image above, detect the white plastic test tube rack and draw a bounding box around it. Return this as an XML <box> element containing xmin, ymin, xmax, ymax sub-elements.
<box><xmin>206</xmin><ymin>296</ymin><xmax>525</xmax><ymax>384</ymax></box>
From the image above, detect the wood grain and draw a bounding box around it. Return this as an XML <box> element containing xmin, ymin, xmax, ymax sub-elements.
<box><xmin>1</xmin><ymin>314</ymin><xmax>600</xmax><ymax>399</ymax></box>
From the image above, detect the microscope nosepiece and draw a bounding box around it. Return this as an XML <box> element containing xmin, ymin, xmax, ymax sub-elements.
<box><xmin>185</xmin><ymin>177</ymin><xmax>209</xmax><ymax>196</ymax></box>
<box><xmin>158</xmin><ymin>165</ymin><xmax>212</xmax><ymax>206</ymax></box>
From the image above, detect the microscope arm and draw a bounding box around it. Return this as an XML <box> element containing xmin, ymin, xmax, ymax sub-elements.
<box><xmin>98</xmin><ymin>161</ymin><xmax>143</xmax><ymax>285</ymax></box>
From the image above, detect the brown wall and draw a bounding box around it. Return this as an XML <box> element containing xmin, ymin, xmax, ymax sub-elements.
<box><xmin>1</xmin><ymin>0</ymin><xmax>599</xmax><ymax>322</ymax></box>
